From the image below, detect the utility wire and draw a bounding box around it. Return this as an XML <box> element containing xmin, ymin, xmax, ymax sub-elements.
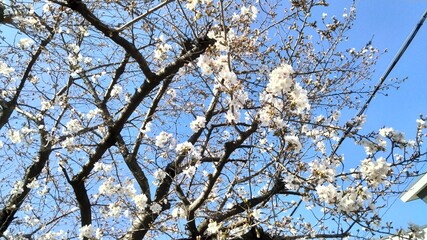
<box><xmin>374</xmin><ymin>8</ymin><xmax>427</xmax><ymax>234</ymax></box>
<box><xmin>288</xmin><ymin>8</ymin><xmax>427</xmax><ymax>223</ymax></box>
<box><xmin>331</xmin><ymin>8</ymin><xmax>427</xmax><ymax>157</ymax></box>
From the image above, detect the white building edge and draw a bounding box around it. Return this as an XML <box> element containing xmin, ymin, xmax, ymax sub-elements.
<box><xmin>401</xmin><ymin>172</ymin><xmax>427</xmax><ymax>203</ymax></box>
<box><xmin>381</xmin><ymin>173</ymin><xmax>427</xmax><ymax>239</ymax></box>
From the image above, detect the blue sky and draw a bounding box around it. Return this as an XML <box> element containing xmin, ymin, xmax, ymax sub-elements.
<box><xmin>343</xmin><ymin>0</ymin><xmax>427</xmax><ymax>231</ymax></box>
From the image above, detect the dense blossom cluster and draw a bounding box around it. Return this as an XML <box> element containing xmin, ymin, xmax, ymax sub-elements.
<box><xmin>258</xmin><ymin>64</ymin><xmax>310</xmax><ymax>130</ymax></box>
<box><xmin>190</xmin><ymin>116</ymin><xmax>206</xmax><ymax>132</ymax></box>
<box><xmin>0</xmin><ymin>0</ymin><xmax>425</xmax><ymax>239</ymax></box>
<box><xmin>155</xmin><ymin>131</ymin><xmax>175</xmax><ymax>148</ymax></box>
<box><xmin>360</xmin><ymin>157</ymin><xmax>391</xmax><ymax>188</ymax></box>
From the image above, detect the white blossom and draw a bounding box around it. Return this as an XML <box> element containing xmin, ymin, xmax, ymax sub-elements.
<box><xmin>93</xmin><ymin>162</ymin><xmax>113</xmax><ymax>173</ymax></box>
<box><xmin>0</xmin><ymin>61</ymin><xmax>15</xmax><ymax>76</ymax></box>
<box><xmin>252</xmin><ymin>209</ymin><xmax>262</xmax><ymax>220</ymax></box>
<box><xmin>7</xmin><ymin>129</ymin><xmax>22</xmax><ymax>143</ymax></box>
<box><xmin>108</xmin><ymin>202</ymin><xmax>122</xmax><ymax>218</ymax></box>
<box><xmin>284</xmin><ymin>135</ymin><xmax>302</xmax><ymax>152</ymax></box>
<box><xmin>150</xmin><ymin>202</ymin><xmax>162</xmax><ymax>213</ymax></box>
<box><xmin>416</xmin><ymin>118</ymin><xmax>426</xmax><ymax>128</ymax></box>
<box><xmin>316</xmin><ymin>184</ymin><xmax>338</xmax><ymax>204</ymax></box>
<box><xmin>79</xmin><ymin>224</ymin><xmax>94</xmax><ymax>239</ymax></box>
<box><xmin>64</xmin><ymin>119</ymin><xmax>82</xmax><ymax>134</ymax></box>
<box><xmin>207</xmin><ymin>220</ymin><xmax>221</xmax><ymax>235</ymax></box>
<box><xmin>98</xmin><ymin>177</ymin><xmax>118</xmax><ymax>196</ymax></box>
<box><xmin>61</xmin><ymin>136</ymin><xmax>75</xmax><ymax>152</ymax></box>
<box><xmin>154</xmin><ymin>35</ymin><xmax>172</xmax><ymax>60</ymax></box>
<box><xmin>41</xmin><ymin>98</ymin><xmax>53</xmax><ymax>111</ymax></box>
<box><xmin>155</xmin><ymin>131</ymin><xmax>174</xmax><ymax>148</ymax></box>
<box><xmin>110</xmin><ymin>84</ymin><xmax>122</xmax><ymax>98</ymax></box>
<box><xmin>10</xmin><ymin>180</ymin><xmax>24</xmax><ymax>195</ymax></box>
<box><xmin>26</xmin><ymin>179</ymin><xmax>40</xmax><ymax>189</ymax></box>
<box><xmin>69</xmin><ymin>43</ymin><xmax>80</xmax><ymax>54</ymax></box>
<box><xmin>176</xmin><ymin>141</ymin><xmax>194</xmax><ymax>155</ymax></box>
<box><xmin>190</xmin><ymin>116</ymin><xmax>206</xmax><ymax>132</ymax></box>
<box><xmin>86</xmin><ymin>108</ymin><xmax>102</xmax><ymax>120</ymax></box>
<box><xmin>291</xmin><ymin>83</ymin><xmax>310</xmax><ymax>114</ymax></box>
<box><xmin>172</xmin><ymin>206</ymin><xmax>186</xmax><ymax>218</ymax></box>
<box><xmin>121</xmin><ymin>179</ymin><xmax>137</xmax><ymax>198</ymax></box>
<box><xmin>217</xmin><ymin>70</ymin><xmax>239</xmax><ymax>92</ymax></box>
<box><xmin>133</xmin><ymin>194</ymin><xmax>148</xmax><ymax>210</ymax></box>
<box><xmin>309</xmin><ymin>159</ymin><xmax>336</xmax><ymax>184</ymax></box>
<box><xmin>240</xmin><ymin>5</ymin><xmax>258</xmax><ymax>20</ymax></box>
<box><xmin>266</xmin><ymin>64</ymin><xmax>294</xmax><ymax>94</ymax></box>
<box><xmin>153</xmin><ymin>169</ymin><xmax>167</xmax><ymax>186</ymax></box>
<box><xmin>183</xmin><ymin>165</ymin><xmax>197</xmax><ymax>177</ymax></box>
<box><xmin>18</xmin><ymin>38</ymin><xmax>34</xmax><ymax>49</ymax></box>
<box><xmin>197</xmin><ymin>54</ymin><xmax>213</xmax><ymax>75</ymax></box>
<box><xmin>39</xmin><ymin>230</ymin><xmax>65</xmax><ymax>240</ymax></box>
<box><xmin>186</xmin><ymin>0</ymin><xmax>199</xmax><ymax>10</ymax></box>
<box><xmin>360</xmin><ymin>157</ymin><xmax>391</xmax><ymax>188</ymax></box>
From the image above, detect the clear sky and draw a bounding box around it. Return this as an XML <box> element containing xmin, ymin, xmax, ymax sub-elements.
<box><xmin>342</xmin><ymin>0</ymin><xmax>427</xmax><ymax>232</ymax></box>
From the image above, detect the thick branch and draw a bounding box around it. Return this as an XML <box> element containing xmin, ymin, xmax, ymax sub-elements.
<box><xmin>189</xmin><ymin>122</ymin><xmax>259</xmax><ymax>212</ymax></box>
<box><xmin>0</xmin><ymin>120</ymin><xmax>52</xmax><ymax>235</ymax></box>
<box><xmin>126</xmin><ymin>70</ymin><xmax>221</xmax><ymax>239</ymax></box>
<box><xmin>198</xmin><ymin>180</ymin><xmax>301</xmax><ymax>234</ymax></box>
<box><xmin>69</xmin><ymin>182</ymin><xmax>92</xmax><ymax>232</ymax></box>
<box><xmin>0</xmin><ymin>30</ymin><xmax>55</xmax><ymax>130</ymax></box>
<box><xmin>65</xmin><ymin>0</ymin><xmax>156</xmax><ymax>80</ymax></box>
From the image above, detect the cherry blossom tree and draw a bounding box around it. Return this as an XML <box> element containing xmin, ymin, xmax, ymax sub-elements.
<box><xmin>0</xmin><ymin>0</ymin><xmax>426</xmax><ymax>239</ymax></box>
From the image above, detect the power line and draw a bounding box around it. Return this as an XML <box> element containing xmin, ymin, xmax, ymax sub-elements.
<box><xmin>371</xmin><ymin>7</ymin><xmax>427</xmax><ymax>228</ymax></box>
<box><xmin>331</xmin><ymin>8</ymin><xmax>427</xmax><ymax>157</ymax></box>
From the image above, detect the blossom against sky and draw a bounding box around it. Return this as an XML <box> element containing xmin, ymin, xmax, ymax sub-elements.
<box><xmin>334</xmin><ymin>0</ymin><xmax>427</xmax><ymax>231</ymax></box>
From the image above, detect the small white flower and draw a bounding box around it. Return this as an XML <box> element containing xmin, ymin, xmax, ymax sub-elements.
<box><xmin>64</xmin><ymin>119</ymin><xmax>82</xmax><ymax>134</ymax></box>
<box><xmin>98</xmin><ymin>177</ymin><xmax>117</xmax><ymax>196</ymax></box>
<box><xmin>176</xmin><ymin>142</ymin><xmax>194</xmax><ymax>155</ymax></box>
<box><xmin>183</xmin><ymin>166</ymin><xmax>196</xmax><ymax>177</ymax></box>
<box><xmin>267</xmin><ymin>64</ymin><xmax>294</xmax><ymax>94</ymax></box>
<box><xmin>360</xmin><ymin>157</ymin><xmax>391</xmax><ymax>188</ymax></box>
<box><xmin>379</xmin><ymin>127</ymin><xmax>394</xmax><ymax>137</ymax></box>
<box><xmin>197</xmin><ymin>54</ymin><xmax>213</xmax><ymax>75</ymax></box>
<box><xmin>155</xmin><ymin>131</ymin><xmax>173</xmax><ymax>148</ymax></box>
<box><xmin>10</xmin><ymin>180</ymin><xmax>24</xmax><ymax>195</ymax></box>
<box><xmin>417</xmin><ymin>119</ymin><xmax>426</xmax><ymax>128</ymax></box>
<box><xmin>316</xmin><ymin>184</ymin><xmax>338</xmax><ymax>204</ymax></box>
<box><xmin>133</xmin><ymin>194</ymin><xmax>148</xmax><ymax>210</ymax></box>
<box><xmin>207</xmin><ymin>220</ymin><xmax>221</xmax><ymax>235</ymax></box>
<box><xmin>153</xmin><ymin>169</ymin><xmax>167</xmax><ymax>186</ymax></box>
<box><xmin>18</xmin><ymin>38</ymin><xmax>34</xmax><ymax>49</ymax></box>
<box><xmin>61</xmin><ymin>136</ymin><xmax>75</xmax><ymax>152</ymax></box>
<box><xmin>27</xmin><ymin>179</ymin><xmax>40</xmax><ymax>189</ymax></box>
<box><xmin>167</xmin><ymin>88</ymin><xmax>177</xmax><ymax>99</ymax></box>
<box><xmin>172</xmin><ymin>206</ymin><xmax>186</xmax><ymax>218</ymax></box>
<box><xmin>252</xmin><ymin>209</ymin><xmax>262</xmax><ymax>220</ymax></box>
<box><xmin>110</xmin><ymin>84</ymin><xmax>122</xmax><ymax>98</ymax></box>
<box><xmin>284</xmin><ymin>135</ymin><xmax>302</xmax><ymax>152</ymax></box>
<box><xmin>7</xmin><ymin>129</ymin><xmax>22</xmax><ymax>143</ymax></box>
<box><xmin>79</xmin><ymin>224</ymin><xmax>94</xmax><ymax>239</ymax></box>
<box><xmin>108</xmin><ymin>202</ymin><xmax>122</xmax><ymax>218</ymax></box>
<box><xmin>150</xmin><ymin>203</ymin><xmax>162</xmax><ymax>213</ymax></box>
<box><xmin>186</xmin><ymin>0</ymin><xmax>199</xmax><ymax>10</ymax></box>
<box><xmin>190</xmin><ymin>116</ymin><xmax>206</xmax><ymax>132</ymax></box>
<box><xmin>86</xmin><ymin>108</ymin><xmax>102</xmax><ymax>120</ymax></box>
